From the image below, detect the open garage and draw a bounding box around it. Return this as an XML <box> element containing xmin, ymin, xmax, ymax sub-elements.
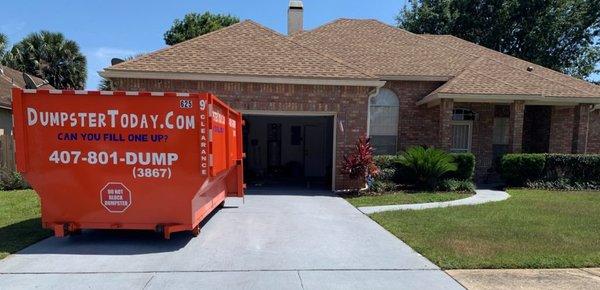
<box><xmin>243</xmin><ymin>114</ymin><xmax>334</xmax><ymax>190</ymax></box>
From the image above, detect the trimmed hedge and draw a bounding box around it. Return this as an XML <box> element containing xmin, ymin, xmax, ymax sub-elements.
<box><xmin>501</xmin><ymin>154</ymin><xmax>600</xmax><ymax>188</ymax></box>
<box><xmin>447</xmin><ymin>153</ymin><xmax>475</xmax><ymax>181</ymax></box>
<box><xmin>501</xmin><ymin>154</ymin><xmax>546</xmax><ymax>186</ymax></box>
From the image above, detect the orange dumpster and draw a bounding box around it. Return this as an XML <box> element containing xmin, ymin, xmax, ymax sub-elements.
<box><xmin>12</xmin><ymin>88</ymin><xmax>244</xmax><ymax>239</ymax></box>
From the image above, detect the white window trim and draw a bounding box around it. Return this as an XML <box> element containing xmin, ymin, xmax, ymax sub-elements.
<box><xmin>450</xmin><ymin>120</ymin><xmax>473</xmax><ymax>153</ymax></box>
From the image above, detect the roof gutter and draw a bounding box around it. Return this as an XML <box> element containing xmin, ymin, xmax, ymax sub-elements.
<box><xmin>417</xmin><ymin>92</ymin><xmax>600</xmax><ymax>107</ymax></box>
<box><xmin>100</xmin><ymin>70</ymin><xmax>385</xmax><ymax>87</ymax></box>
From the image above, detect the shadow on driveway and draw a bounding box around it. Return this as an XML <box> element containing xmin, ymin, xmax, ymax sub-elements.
<box><xmin>9</xmin><ymin>206</ymin><xmax>229</xmax><ymax>257</ymax></box>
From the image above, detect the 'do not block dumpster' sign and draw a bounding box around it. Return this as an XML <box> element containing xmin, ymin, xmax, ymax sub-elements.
<box><xmin>100</xmin><ymin>182</ymin><xmax>132</xmax><ymax>213</ymax></box>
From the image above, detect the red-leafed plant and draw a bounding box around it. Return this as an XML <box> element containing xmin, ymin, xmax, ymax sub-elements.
<box><xmin>340</xmin><ymin>136</ymin><xmax>379</xmax><ymax>182</ymax></box>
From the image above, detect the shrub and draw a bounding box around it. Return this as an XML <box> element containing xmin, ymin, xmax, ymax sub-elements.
<box><xmin>373</xmin><ymin>155</ymin><xmax>401</xmax><ymax>171</ymax></box>
<box><xmin>340</xmin><ymin>136</ymin><xmax>379</xmax><ymax>184</ymax></box>
<box><xmin>398</xmin><ymin>146</ymin><xmax>457</xmax><ymax>189</ymax></box>
<box><xmin>0</xmin><ymin>169</ymin><xmax>30</xmax><ymax>190</ymax></box>
<box><xmin>544</xmin><ymin>154</ymin><xmax>600</xmax><ymax>183</ymax></box>
<box><xmin>369</xmin><ymin>180</ymin><xmax>399</xmax><ymax>193</ymax></box>
<box><xmin>376</xmin><ymin>168</ymin><xmax>397</xmax><ymax>182</ymax></box>
<box><xmin>437</xmin><ymin>179</ymin><xmax>476</xmax><ymax>192</ymax></box>
<box><xmin>373</xmin><ymin>155</ymin><xmax>401</xmax><ymax>182</ymax></box>
<box><xmin>526</xmin><ymin>179</ymin><xmax>600</xmax><ymax>191</ymax></box>
<box><xmin>446</xmin><ymin>153</ymin><xmax>475</xmax><ymax>180</ymax></box>
<box><xmin>501</xmin><ymin>154</ymin><xmax>546</xmax><ymax>186</ymax></box>
<box><xmin>501</xmin><ymin>154</ymin><xmax>600</xmax><ymax>188</ymax></box>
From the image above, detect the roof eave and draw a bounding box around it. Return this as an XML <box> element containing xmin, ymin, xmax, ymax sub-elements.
<box><xmin>100</xmin><ymin>70</ymin><xmax>385</xmax><ymax>87</ymax></box>
<box><xmin>418</xmin><ymin>92</ymin><xmax>600</xmax><ymax>107</ymax></box>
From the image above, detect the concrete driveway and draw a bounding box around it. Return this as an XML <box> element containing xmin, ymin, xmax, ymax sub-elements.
<box><xmin>0</xmin><ymin>189</ymin><xmax>463</xmax><ymax>290</ymax></box>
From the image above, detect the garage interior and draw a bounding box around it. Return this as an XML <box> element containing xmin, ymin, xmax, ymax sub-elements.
<box><xmin>243</xmin><ymin>115</ymin><xmax>334</xmax><ymax>190</ymax></box>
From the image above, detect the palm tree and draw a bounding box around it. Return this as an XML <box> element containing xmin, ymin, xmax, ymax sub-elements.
<box><xmin>0</xmin><ymin>33</ymin><xmax>7</xmax><ymax>59</ymax></box>
<box><xmin>2</xmin><ymin>31</ymin><xmax>86</xmax><ymax>89</ymax></box>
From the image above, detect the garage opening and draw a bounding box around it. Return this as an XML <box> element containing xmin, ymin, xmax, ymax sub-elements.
<box><xmin>243</xmin><ymin>114</ymin><xmax>334</xmax><ymax>190</ymax></box>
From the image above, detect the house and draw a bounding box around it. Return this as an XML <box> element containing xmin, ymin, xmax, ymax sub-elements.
<box><xmin>0</xmin><ymin>65</ymin><xmax>52</xmax><ymax>136</ymax></box>
<box><xmin>100</xmin><ymin>1</ymin><xmax>600</xmax><ymax>190</ymax></box>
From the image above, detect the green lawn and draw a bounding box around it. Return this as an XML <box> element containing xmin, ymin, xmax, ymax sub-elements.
<box><xmin>345</xmin><ymin>191</ymin><xmax>472</xmax><ymax>207</ymax></box>
<box><xmin>371</xmin><ymin>189</ymin><xmax>600</xmax><ymax>269</ymax></box>
<box><xmin>0</xmin><ymin>190</ymin><xmax>51</xmax><ymax>259</ymax></box>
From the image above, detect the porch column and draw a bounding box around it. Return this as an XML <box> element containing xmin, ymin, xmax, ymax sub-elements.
<box><xmin>508</xmin><ymin>101</ymin><xmax>525</xmax><ymax>153</ymax></box>
<box><xmin>439</xmin><ymin>98</ymin><xmax>454</xmax><ymax>151</ymax></box>
<box><xmin>572</xmin><ymin>104</ymin><xmax>593</xmax><ymax>154</ymax></box>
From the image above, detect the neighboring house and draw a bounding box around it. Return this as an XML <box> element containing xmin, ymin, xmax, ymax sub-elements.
<box><xmin>100</xmin><ymin>1</ymin><xmax>600</xmax><ymax>190</ymax></box>
<box><xmin>0</xmin><ymin>65</ymin><xmax>53</xmax><ymax>136</ymax></box>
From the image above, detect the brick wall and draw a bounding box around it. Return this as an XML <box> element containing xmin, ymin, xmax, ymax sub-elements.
<box><xmin>549</xmin><ymin>106</ymin><xmax>575</xmax><ymax>153</ymax></box>
<box><xmin>384</xmin><ymin>81</ymin><xmax>444</xmax><ymax>149</ymax></box>
<box><xmin>110</xmin><ymin>77</ymin><xmax>598</xmax><ymax>186</ymax></box>
<box><xmin>111</xmin><ymin>78</ymin><xmax>372</xmax><ymax>190</ymax></box>
<box><xmin>384</xmin><ymin>82</ymin><xmax>494</xmax><ymax>180</ymax></box>
<box><xmin>589</xmin><ymin>110</ymin><xmax>600</xmax><ymax>153</ymax></box>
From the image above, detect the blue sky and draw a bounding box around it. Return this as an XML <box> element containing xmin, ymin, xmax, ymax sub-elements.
<box><xmin>1</xmin><ymin>0</ymin><xmax>597</xmax><ymax>89</ymax></box>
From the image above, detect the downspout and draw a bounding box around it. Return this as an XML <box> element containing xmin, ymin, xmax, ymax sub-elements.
<box><xmin>366</xmin><ymin>82</ymin><xmax>386</xmax><ymax>136</ymax></box>
<box><xmin>363</xmin><ymin>82</ymin><xmax>386</xmax><ymax>192</ymax></box>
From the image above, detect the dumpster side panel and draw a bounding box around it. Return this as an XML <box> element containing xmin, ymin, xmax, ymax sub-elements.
<box><xmin>13</xmin><ymin>90</ymin><xmax>208</xmax><ymax>230</ymax></box>
<box><xmin>12</xmin><ymin>89</ymin><xmax>243</xmax><ymax>236</ymax></box>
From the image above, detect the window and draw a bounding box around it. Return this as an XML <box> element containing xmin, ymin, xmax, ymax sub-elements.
<box><xmin>369</xmin><ymin>89</ymin><xmax>399</xmax><ymax>155</ymax></box>
<box><xmin>450</xmin><ymin>108</ymin><xmax>475</xmax><ymax>153</ymax></box>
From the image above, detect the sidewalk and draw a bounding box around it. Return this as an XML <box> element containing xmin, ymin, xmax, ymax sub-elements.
<box><xmin>447</xmin><ymin>268</ymin><xmax>600</xmax><ymax>290</ymax></box>
<box><xmin>358</xmin><ymin>189</ymin><xmax>509</xmax><ymax>214</ymax></box>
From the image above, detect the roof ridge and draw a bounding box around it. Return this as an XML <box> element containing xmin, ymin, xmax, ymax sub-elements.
<box><xmin>108</xmin><ymin>20</ymin><xmax>250</xmax><ymax>70</ymax></box>
<box><xmin>249</xmin><ymin>20</ymin><xmax>378</xmax><ymax>79</ymax></box>
<box><xmin>289</xmin><ymin>18</ymin><xmax>346</xmax><ymax>40</ymax></box>
<box><xmin>422</xmin><ymin>34</ymin><xmax>596</xmax><ymax>97</ymax></box>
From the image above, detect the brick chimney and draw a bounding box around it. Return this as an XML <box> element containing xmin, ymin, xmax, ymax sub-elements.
<box><xmin>288</xmin><ymin>0</ymin><xmax>303</xmax><ymax>35</ymax></box>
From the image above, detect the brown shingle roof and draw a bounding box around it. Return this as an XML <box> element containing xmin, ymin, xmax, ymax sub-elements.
<box><xmin>430</xmin><ymin>58</ymin><xmax>535</xmax><ymax>97</ymax></box>
<box><xmin>0</xmin><ymin>65</ymin><xmax>53</xmax><ymax>109</ymax></box>
<box><xmin>431</xmin><ymin>57</ymin><xmax>595</xmax><ymax>99</ymax></box>
<box><xmin>104</xmin><ymin>20</ymin><xmax>376</xmax><ymax>81</ymax></box>
<box><xmin>292</xmin><ymin>19</ymin><xmax>478</xmax><ymax>78</ymax></box>
<box><xmin>104</xmin><ymin>17</ymin><xmax>599</xmax><ymax>101</ymax></box>
<box><xmin>422</xmin><ymin>34</ymin><xmax>600</xmax><ymax>97</ymax></box>
<box><xmin>294</xmin><ymin>19</ymin><xmax>599</xmax><ymax>100</ymax></box>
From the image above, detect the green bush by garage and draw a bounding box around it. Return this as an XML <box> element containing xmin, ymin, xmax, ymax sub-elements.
<box><xmin>501</xmin><ymin>153</ymin><xmax>600</xmax><ymax>189</ymax></box>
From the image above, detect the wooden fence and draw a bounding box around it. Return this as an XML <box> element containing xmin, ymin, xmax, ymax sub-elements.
<box><xmin>0</xmin><ymin>133</ymin><xmax>16</xmax><ymax>171</ymax></box>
